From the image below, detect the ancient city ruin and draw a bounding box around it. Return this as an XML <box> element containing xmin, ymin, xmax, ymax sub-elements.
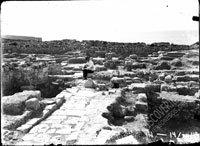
<box><xmin>1</xmin><ymin>36</ymin><xmax>200</xmax><ymax>145</ymax></box>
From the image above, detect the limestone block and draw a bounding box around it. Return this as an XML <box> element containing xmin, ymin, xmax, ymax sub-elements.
<box><xmin>160</xmin><ymin>56</ymin><xmax>175</xmax><ymax>60</ymax></box>
<box><xmin>189</xmin><ymin>75</ymin><xmax>199</xmax><ymax>82</ymax></box>
<box><xmin>132</xmin><ymin>77</ymin><xmax>142</xmax><ymax>83</ymax></box>
<box><xmin>131</xmin><ymin>62</ymin><xmax>146</xmax><ymax>69</ymax></box>
<box><xmin>95</xmin><ymin>65</ymin><xmax>107</xmax><ymax>71</ymax></box>
<box><xmin>174</xmin><ymin>71</ymin><xmax>186</xmax><ymax>76</ymax></box>
<box><xmin>129</xmin><ymin>54</ymin><xmax>138</xmax><ymax>59</ymax></box>
<box><xmin>111</xmin><ymin>77</ymin><xmax>125</xmax><ymax>84</ymax></box>
<box><xmin>68</xmin><ymin>57</ymin><xmax>86</xmax><ymax>64</ymax></box>
<box><xmin>154</xmin><ymin>61</ymin><xmax>171</xmax><ymax>70</ymax></box>
<box><xmin>166</xmin><ymin>52</ymin><xmax>185</xmax><ymax>58</ymax></box>
<box><xmin>20</xmin><ymin>85</ymin><xmax>35</xmax><ymax>91</ymax></box>
<box><xmin>95</xmin><ymin>51</ymin><xmax>106</xmax><ymax>58</ymax></box>
<box><xmin>158</xmin><ymin>73</ymin><xmax>166</xmax><ymax>81</ymax></box>
<box><xmin>171</xmin><ymin>58</ymin><xmax>182</xmax><ymax>67</ymax></box>
<box><xmin>195</xmin><ymin>90</ymin><xmax>200</xmax><ymax>99</ymax></box>
<box><xmin>135</xmin><ymin>101</ymin><xmax>148</xmax><ymax>113</ymax></box>
<box><xmin>161</xmin><ymin>84</ymin><xmax>177</xmax><ymax>92</ymax></box>
<box><xmin>136</xmin><ymin>93</ymin><xmax>147</xmax><ymax>102</ymax></box>
<box><xmin>174</xmin><ymin>75</ymin><xmax>191</xmax><ymax>82</ymax></box>
<box><xmin>25</xmin><ymin>98</ymin><xmax>41</xmax><ymax>111</ymax></box>
<box><xmin>145</xmin><ymin>83</ymin><xmax>161</xmax><ymax>92</ymax></box>
<box><xmin>165</xmin><ymin>75</ymin><xmax>172</xmax><ymax>83</ymax></box>
<box><xmin>84</xmin><ymin>79</ymin><xmax>95</xmax><ymax>88</ymax></box>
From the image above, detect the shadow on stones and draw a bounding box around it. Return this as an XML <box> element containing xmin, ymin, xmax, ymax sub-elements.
<box><xmin>102</xmin><ymin>112</ymin><xmax>135</xmax><ymax>126</ymax></box>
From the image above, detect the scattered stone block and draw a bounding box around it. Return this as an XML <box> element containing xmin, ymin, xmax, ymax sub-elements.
<box><xmin>21</xmin><ymin>85</ymin><xmax>35</xmax><ymax>91</ymax></box>
<box><xmin>132</xmin><ymin>62</ymin><xmax>146</xmax><ymax>69</ymax></box>
<box><xmin>161</xmin><ymin>84</ymin><xmax>177</xmax><ymax>92</ymax></box>
<box><xmin>154</xmin><ymin>61</ymin><xmax>171</xmax><ymax>70</ymax></box>
<box><xmin>174</xmin><ymin>71</ymin><xmax>186</xmax><ymax>76</ymax></box>
<box><xmin>160</xmin><ymin>56</ymin><xmax>175</xmax><ymax>60</ymax></box>
<box><xmin>106</xmin><ymin>103</ymin><xmax>127</xmax><ymax>118</ymax></box>
<box><xmin>171</xmin><ymin>58</ymin><xmax>182</xmax><ymax>67</ymax></box>
<box><xmin>166</xmin><ymin>52</ymin><xmax>185</xmax><ymax>58</ymax></box>
<box><xmin>68</xmin><ymin>57</ymin><xmax>86</xmax><ymax>64</ymax></box>
<box><xmin>95</xmin><ymin>65</ymin><xmax>107</xmax><ymax>71</ymax></box>
<box><xmin>84</xmin><ymin>79</ymin><xmax>96</xmax><ymax>88</ymax></box>
<box><xmin>145</xmin><ymin>83</ymin><xmax>161</xmax><ymax>92</ymax></box>
<box><xmin>128</xmin><ymin>83</ymin><xmax>146</xmax><ymax>93</ymax></box>
<box><xmin>129</xmin><ymin>54</ymin><xmax>138</xmax><ymax>59</ymax></box>
<box><xmin>132</xmin><ymin>77</ymin><xmax>142</xmax><ymax>83</ymax></box>
<box><xmin>158</xmin><ymin>73</ymin><xmax>166</xmax><ymax>81</ymax></box>
<box><xmin>135</xmin><ymin>101</ymin><xmax>148</xmax><ymax>113</ymax></box>
<box><xmin>173</xmin><ymin>75</ymin><xmax>199</xmax><ymax>82</ymax></box>
<box><xmin>136</xmin><ymin>93</ymin><xmax>147</xmax><ymax>102</ymax></box>
<box><xmin>164</xmin><ymin>75</ymin><xmax>172</xmax><ymax>83</ymax></box>
<box><xmin>25</xmin><ymin>98</ymin><xmax>41</xmax><ymax>111</ymax></box>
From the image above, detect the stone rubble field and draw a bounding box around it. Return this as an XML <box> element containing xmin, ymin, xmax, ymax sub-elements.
<box><xmin>1</xmin><ymin>39</ymin><xmax>200</xmax><ymax>145</ymax></box>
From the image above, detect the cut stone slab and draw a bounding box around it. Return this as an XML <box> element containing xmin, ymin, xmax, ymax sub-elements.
<box><xmin>116</xmin><ymin>135</ymin><xmax>140</xmax><ymax>144</ymax></box>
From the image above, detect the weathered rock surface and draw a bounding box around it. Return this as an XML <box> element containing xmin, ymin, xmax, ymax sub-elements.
<box><xmin>154</xmin><ymin>61</ymin><xmax>171</xmax><ymax>70</ymax></box>
<box><xmin>3</xmin><ymin>91</ymin><xmax>41</xmax><ymax>115</ymax></box>
<box><xmin>170</xmin><ymin>58</ymin><xmax>183</xmax><ymax>67</ymax></box>
<box><xmin>25</xmin><ymin>98</ymin><xmax>41</xmax><ymax>111</ymax></box>
<box><xmin>84</xmin><ymin>79</ymin><xmax>96</xmax><ymax>88</ymax></box>
<box><xmin>164</xmin><ymin>75</ymin><xmax>172</xmax><ymax>83</ymax></box>
<box><xmin>147</xmin><ymin>91</ymin><xmax>200</xmax><ymax>120</ymax></box>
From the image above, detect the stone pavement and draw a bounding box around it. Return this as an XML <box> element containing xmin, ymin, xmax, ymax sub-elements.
<box><xmin>16</xmin><ymin>80</ymin><xmax>117</xmax><ymax>145</ymax></box>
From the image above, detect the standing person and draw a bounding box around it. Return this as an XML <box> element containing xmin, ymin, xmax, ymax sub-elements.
<box><xmin>83</xmin><ymin>56</ymin><xmax>94</xmax><ymax>80</ymax></box>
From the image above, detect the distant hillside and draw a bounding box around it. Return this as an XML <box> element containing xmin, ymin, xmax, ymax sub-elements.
<box><xmin>2</xmin><ymin>35</ymin><xmax>42</xmax><ymax>42</ymax></box>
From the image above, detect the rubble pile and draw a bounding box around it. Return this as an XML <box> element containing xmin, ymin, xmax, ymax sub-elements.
<box><xmin>2</xmin><ymin>90</ymin><xmax>44</xmax><ymax>129</ymax></box>
<box><xmin>3</xmin><ymin>38</ymin><xmax>190</xmax><ymax>58</ymax></box>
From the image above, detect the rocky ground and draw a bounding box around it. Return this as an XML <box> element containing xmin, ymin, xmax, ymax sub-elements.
<box><xmin>1</xmin><ymin>41</ymin><xmax>199</xmax><ymax>145</ymax></box>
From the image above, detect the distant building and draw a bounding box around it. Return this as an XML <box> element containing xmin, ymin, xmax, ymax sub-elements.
<box><xmin>2</xmin><ymin>35</ymin><xmax>42</xmax><ymax>42</ymax></box>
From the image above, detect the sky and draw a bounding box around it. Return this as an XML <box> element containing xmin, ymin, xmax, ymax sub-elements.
<box><xmin>1</xmin><ymin>0</ymin><xmax>199</xmax><ymax>45</ymax></box>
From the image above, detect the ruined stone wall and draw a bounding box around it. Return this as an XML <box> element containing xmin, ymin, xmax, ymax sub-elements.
<box><xmin>2</xmin><ymin>61</ymin><xmax>49</xmax><ymax>96</ymax></box>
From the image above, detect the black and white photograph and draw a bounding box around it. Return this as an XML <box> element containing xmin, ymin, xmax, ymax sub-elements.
<box><xmin>1</xmin><ymin>0</ymin><xmax>199</xmax><ymax>145</ymax></box>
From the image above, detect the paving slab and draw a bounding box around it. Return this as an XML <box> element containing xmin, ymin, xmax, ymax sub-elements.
<box><xmin>16</xmin><ymin>84</ymin><xmax>117</xmax><ymax>145</ymax></box>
